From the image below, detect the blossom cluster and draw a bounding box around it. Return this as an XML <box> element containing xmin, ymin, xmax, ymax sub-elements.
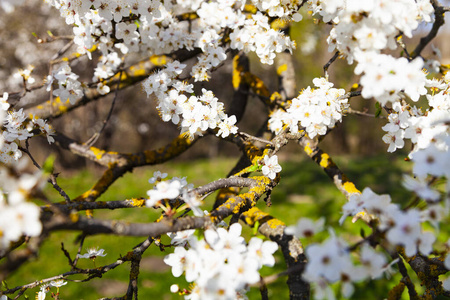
<box><xmin>48</xmin><ymin>63</ymin><xmax>84</xmax><ymax>104</ymax></box>
<box><xmin>1</xmin><ymin>93</ymin><xmax>55</xmax><ymax>164</ymax></box>
<box><xmin>36</xmin><ymin>279</ymin><xmax>68</xmax><ymax>300</ymax></box>
<box><xmin>357</xmin><ymin>55</ymin><xmax>427</xmax><ymax>105</ymax></box>
<box><xmin>147</xmin><ymin>173</ymin><xmax>193</xmax><ymax>206</ymax></box>
<box><xmin>0</xmin><ymin>165</ymin><xmax>43</xmax><ymax>250</ymax></box>
<box><xmin>308</xmin><ymin>0</ymin><xmax>434</xmax><ymax>64</ymax></box>
<box><xmin>300</xmin><ymin>185</ymin><xmax>439</xmax><ymax>298</ymax></box>
<box><xmin>268</xmin><ymin>77</ymin><xmax>349</xmax><ymax>138</ymax></box>
<box><xmin>164</xmin><ymin>223</ymin><xmax>278</xmax><ymax>299</ymax></box>
<box><xmin>142</xmin><ymin>63</ymin><xmax>238</xmax><ymax>139</ymax></box>
<box><xmin>251</xmin><ymin>0</ymin><xmax>303</xmax><ymax>20</ymax></box>
<box><xmin>285</xmin><ymin>215</ymin><xmax>392</xmax><ymax>299</ymax></box>
<box><xmin>380</xmin><ymin>76</ymin><xmax>450</xmax><ymax>201</ymax></box>
<box><xmin>341</xmin><ymin>188</ymin><xmax>437</xmax><ymax>257</ymax></box>
<box><xmin>0</xmin><ymin>92</ymin><xmax>53</xmax><ymax>251</ymax></box>
<box><xmin>228</xmin><ymin>12</ymin><xmax>295</xmax><ymax>65</ymax></box>
<box><xmin>92</xmin><ymin>52</ymin><xmax>122</xmax><ymax>95</ymax></box>
<box><xmin>146</xmin><ymin>172</ymin><xmax>204</xmax><ymax>216</ymax></box>
<box><xmin>304</xmin><ymin>235</ymin><xmax>390</xmax><ymax>299</ymax></box>
<box><xmin>381</xmin><ymin>88</ymin><xmax>449</xmax><ymax>155</ymax></box>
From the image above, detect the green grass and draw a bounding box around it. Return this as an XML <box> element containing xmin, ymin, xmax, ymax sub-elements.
<box><xmin>4</xmin><ymin>154</ymin><xmax>438</xmax><ymax>299</ymax></box>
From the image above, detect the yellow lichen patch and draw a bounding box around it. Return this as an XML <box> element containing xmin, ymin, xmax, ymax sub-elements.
<box><xmin>304</xmin><ymin>143</ymin><xmax>313</xmax><ymax>156</ymax></box>
<box><xmin>155</xmin><ymin>214</ymin><xmax>164</xmax><ymax>223</ymax></box>
<box><xmin>37</xmin><ymin>105</ymin><xmax>44</xmax><ymax>110</ymax></box>
<box><xmin>271</xmin><ymin>18</ymin><xmax>289</xmax><ymax>30</ymax></box>
<box><xmin>232</xmin><ymin>55</ymin><xmax>243</xmax><ymax>89</ymax></box>
<box><xmin>58</xmin><ymin>104</ymin><xmax>68</xmax><ymax>113</ymax></box>
<box><xmin>245</xmin><ymin>176</ymin><xmax>270</xmax><ymax>198</ymax></box>
<box><xmin>216</xmin><ymin>187</ymin><xmax>240</xmax><ymax>207</ymax></box>
<box><xmin>319</xmin><ymin>153</ymin><xmax>330</xmax><ymax>168</ymax></box>
<box><xmin>267</xmin><ymin>218</ymin><xmax>285</xmax><ymax>229</ymax></box>
<box><xmin>130</xmin><ymin>198</ymin><xmax>145</xmax><ymax>207</ymax></box>
<box><xmin>243</xmin><ymin>73</ymin><xmax>270</xmax><ymax>98</ymax></box>
<box><xmin>128</xmin><ymin>65</ymin><xmax>147</xmax><ymax>77</ymax></box>
<box><xmin>74</xmin><ymin>169</ymin><xmax>116</xmax><ymax>202</ymax></box>
<box><xmin>90</xmin><ymin>147</ymin><xmax>106</xmax><ymax>160</ymax></box>
<box><xmin>179</xmin><ymin>12</ymin><xmax>198</xmax><ymax>20</ymax></box>
<box><xmin>85</xmin><ymin>209</ymin><xmax>93</xmax><ymax>218</ymax></box>
<box><xmin>70</xmin><ymin>211</ymin><xmax>79</xmax><ymax>223</ymax></box>
<box><xmin>270</xmin><ymin>92</ymin><xmax>282</xmax><ymax>102</ymax></box>
<box><xmin>242</xmin><ymin>207</ymin><xmax>270</xmax><ymax>227</ymax></box>
<box><xmin>77</xmin><ymin>190</ymin><xmax>99</xmax><ymax>202</ymax></box>
<box><xmin>343</xmin><ymin>181</ymin><xmax>360</xmax><ymax>194</ymax></box>
<box><xmin>277</xmin><ymin>64</ymin><xmax>288</xmax><ymax>76</ymax></box>
<box><xmin>149</xmin><ymin>55</ymin><xmax>167</xmax><ymax>66</ymax></box>
<box><xmin>244</xmin><ymin>4</ymin><xmax>257</xmax><ymax>13</ymax></box>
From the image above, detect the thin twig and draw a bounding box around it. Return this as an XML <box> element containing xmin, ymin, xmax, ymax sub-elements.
<box><xmin>323</xmin><ymin>51</ymin><xmax>340</xmax><ymax>75</ymax></box>
<box><xmin>85</xmin><ymin>70</ymin><xmax>123</xmax><ymax>147</ymax></box>
<box><xmin>49</xmin><ymin>173</ymin><xmax>72</xmax><ymax>203</ymax></box>
<box><xmin>347</xmin><ymin>107</ymin><xmax>386</xmax><ymax>119</ymax></box>
<box><xmin>238</xmin><ymin>131</ymin><xmax>274</xmax><ymax>146</ymax></box>
<box><xmin>20</xmin><ymin>140</ymin><xmax>71</xmax><ymax>203</ymax></box>
<box><xmin>396</xmin><ymin>34</ymin><xmax>412</xmax><ymax>61</ymax></box>
<box><xmin>72</xmin><ymin>234</ymin><xmax>86</xmax><ymax>267</ymax></box>
<box><xmin>61</xmin><ymin>243</ymin><xmax>74</xmax><ymax>267</ymax></box>
<box><xmin>50</xmin><ymin>40</ymin><xmax>75</xmax><ymax>61</ymax></box>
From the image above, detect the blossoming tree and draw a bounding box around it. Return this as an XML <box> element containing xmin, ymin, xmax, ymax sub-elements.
<box><xmin>1</xmin><ymin>0</ymin><xmax>450</xmax><ymax>299</ymax></box>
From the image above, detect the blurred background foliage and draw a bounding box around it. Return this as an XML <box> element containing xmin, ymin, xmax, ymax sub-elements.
<box><xmin>1</xmin><ymin>0</ymin><xmax>450</xmax><ymax>299</ymax></box>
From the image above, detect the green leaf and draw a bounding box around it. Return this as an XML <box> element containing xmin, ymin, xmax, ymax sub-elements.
<box><xmin>42</xmin><ymin>154</ymin><xmax>56</xmax><ymax>174</ymax></box>
<box><xmin>253</xmin><ymin>220</ymin><xmax>260</xmax><ymax>235</ymax></box>
<box><xmin>246</xmin><ymin>164</ymin><xmax>260</xmax><ymax>173</ymax></box>
<box><xmin>375</xmin><ymin>102</ymin><xmax>382</xmax><ymax>118</ymax></box>
<box><xmin>2</xmin><ymin>280</ymin><xmax>9</xmax><ymax>289</ymax></box>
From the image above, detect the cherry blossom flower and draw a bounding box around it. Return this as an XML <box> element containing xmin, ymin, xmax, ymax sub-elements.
<box><xmin>148</xmin><ymin>171</ymin><xmax>168</xmax><ymax>184</ymax></box>
<box><xmin>50</xmin><ymin>279</ymin><xmax>67</xmax><ymax>288</ymax></box>
<box><xmin>402</xmin><ymin>175</ymin><xmax>440</xmax><ymax>202</ymax></box>
<box><xmin>78</xmin><ymin>247</ymin><xmax>107</xmax><ymax>260</ymax></box>
<box><xmin>285</xmin><ymin>217</ymin><xmax>325</xmax><ymax>239</ymax></box>
<box><xmin>246</xmin><ymin>237</ymin><xmax>278</xmax><ymax>268</ymax></box>
<box><xmin>216</xmin><ymin>115</ymin><xmax>238</xmax><ymax>138</ymax></box>
<box><xmin>261</xmin><ymin>155</ymin><xmax>282</xmax><ymax>180</ymax></box>
<box><xmin>146</xmin><ymin>180</ymin><xmax>182</xmax><ymax>206</ymax></box>
<box><xmin>168</xmin><ymin>229</ymin><xmax>196</xmax><ymax>247</ymax></box>
<box><xmin>359</xmin><ymin>244</ymin><xmax>387</xmax><ymax>279</ymax></box>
